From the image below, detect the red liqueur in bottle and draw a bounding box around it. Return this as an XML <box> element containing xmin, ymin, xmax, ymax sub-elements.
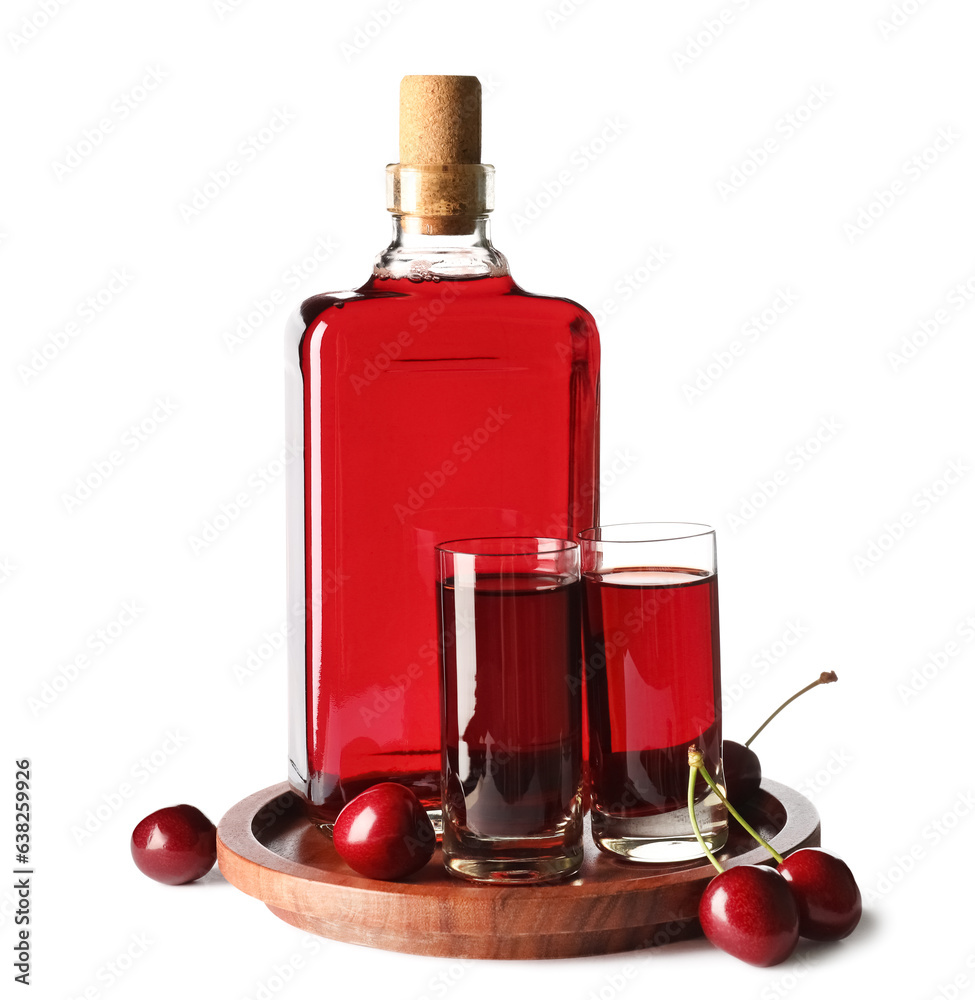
<box><xmin>285</xmin><ymin>76</ymin><xmax>600</xmax><ymax>826</ymax></box>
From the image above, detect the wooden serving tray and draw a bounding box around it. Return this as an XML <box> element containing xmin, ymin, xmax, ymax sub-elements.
<box><xmin>217</xmin><ymin>780</ymin><xmax>819</xmax><ymax>960</ymax></box>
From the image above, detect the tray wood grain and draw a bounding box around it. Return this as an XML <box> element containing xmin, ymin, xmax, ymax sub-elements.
<box><xmin>217</xmin><ymin>779</ymin><xmax>820</xmax><ymax>960</ymax></box>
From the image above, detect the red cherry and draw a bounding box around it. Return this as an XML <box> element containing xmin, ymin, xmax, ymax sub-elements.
<box><xmin>699</xmin><ymin>865</ymin><xmax>800</xmax><ymax>967</ymax></box>
<box><xmin>332</xmin><ymin>782</ymin><xmax>435</xmax><ymax>881</ymax></box>
<box><xmin>777</xmin><ymin>848</ymin><xmax>862</xmax><ymax>940</ymax></box>
<box><xmin>722</xmin><ymin>740</ymin><xmax>762</xmax><ymax>805</ymax></box>
<box><xmin>131</xmin><ymin>805</ymin><xmax>216</xmax><ymax>885</ymax></box>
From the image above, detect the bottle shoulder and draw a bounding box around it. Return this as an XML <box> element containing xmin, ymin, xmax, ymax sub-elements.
<box><xmin>294</xmin><ymin>277</ymin><xmax>599</xmax><ymax>337</ymax></box>
<box><xmin>297</xmin><ymin>287</ymin><xmax>402</xmax><ymax>327</ymax></box>
<box><xmin>509</xmin><ymin>285</ymin><xmax>600</xmax><ymax>335</ymax></box>
<box><xmin>289</xmin><ymin>274</ymin><xmax>600</xmax><ymax>381</ymax></box>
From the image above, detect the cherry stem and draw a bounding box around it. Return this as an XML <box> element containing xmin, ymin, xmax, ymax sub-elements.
<box><xmin>744</xmin><ymin>670</ymin><xmax>838</xmax><ymax>748</ymax></box>
<box><xmin>694</xmin><ymin>755</ymin><xmax>784</xmax><ymax>863</ymax></box>
<box><xmin>687</xmin><ymin>750</ymin><xmax>724</xmax><ymax>874</ymax></box>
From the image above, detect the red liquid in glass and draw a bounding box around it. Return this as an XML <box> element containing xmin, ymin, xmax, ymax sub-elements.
<box><xmin>440</xmin><ymin>573</ymin><xmax>583</xmax><ymax>840</ymax></box>
<box><xmin>583</xmin><ymin>568</ymin><xmax>721</xmax><ymax>817</ymax></box>
<box><xmin>293</xmin><ymin>275</ymin><xmax>599</xmax><ymax>823</ymax></box>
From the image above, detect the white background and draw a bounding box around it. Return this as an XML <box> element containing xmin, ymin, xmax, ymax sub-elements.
<box><xmin>3</xmin><ymin>0</ymin><xmax>974</xmax><ymax>997</ymax></box>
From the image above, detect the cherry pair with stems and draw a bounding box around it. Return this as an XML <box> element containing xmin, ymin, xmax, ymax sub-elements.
<box><xmin>689</xmin><ymin>746</ymin><xmax>861</xmax><ymax>967</ymax></box>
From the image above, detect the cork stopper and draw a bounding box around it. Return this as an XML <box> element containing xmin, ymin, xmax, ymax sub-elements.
<box><xmin>387</xmin><ymin>75</ymin><xmax>493</xmax><ymax>235</ymax></box>
<box><xmin>399</xmin><ymin>75</ymin><xmax>481</xmax><ymax>164</ymax></box>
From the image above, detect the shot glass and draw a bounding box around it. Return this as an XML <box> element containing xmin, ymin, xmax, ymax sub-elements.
<box><xmin>437</xmin><ymin>536</ymin><xmax>584</xmax><ymax>883</ymax></box>
<box><xmin>579</xmin><ymin>523</ymin><xmax>728</xmax><ymax>863</ymax></box>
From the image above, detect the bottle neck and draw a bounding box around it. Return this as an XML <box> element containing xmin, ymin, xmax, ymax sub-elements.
<box><xmin>373</xmin><ymin>216</ymin><xmax>509</xmax><ymax>280</ymax></box>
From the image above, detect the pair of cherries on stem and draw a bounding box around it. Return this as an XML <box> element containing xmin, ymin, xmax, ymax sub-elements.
<box><xmin>688</xmin><ymin>748</ymin><xmax>861</xmax><ymax>967</ymax></box>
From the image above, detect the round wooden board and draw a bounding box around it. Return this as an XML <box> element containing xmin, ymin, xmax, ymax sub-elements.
<box><xmin>217</xmin><ymin>780</ymin><xmax>820</xmax><ymax>960</ymax></box>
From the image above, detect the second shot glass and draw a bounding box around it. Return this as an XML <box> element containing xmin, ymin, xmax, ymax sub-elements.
<box><xmin>437</xmin><ymin>536</ymin><xmax>584</xmax><ymax>883</ymax></box>
<box><xmin>579</xmin><ymin>523</ymin><xmax>728</xmax><ymax>863</ymax></box>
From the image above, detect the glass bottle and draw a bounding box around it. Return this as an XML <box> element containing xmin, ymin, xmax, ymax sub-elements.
<box><xmin>285</xmin><ymin>76</ymin><xmax>600</xmax><ymax>826</ymax></box>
